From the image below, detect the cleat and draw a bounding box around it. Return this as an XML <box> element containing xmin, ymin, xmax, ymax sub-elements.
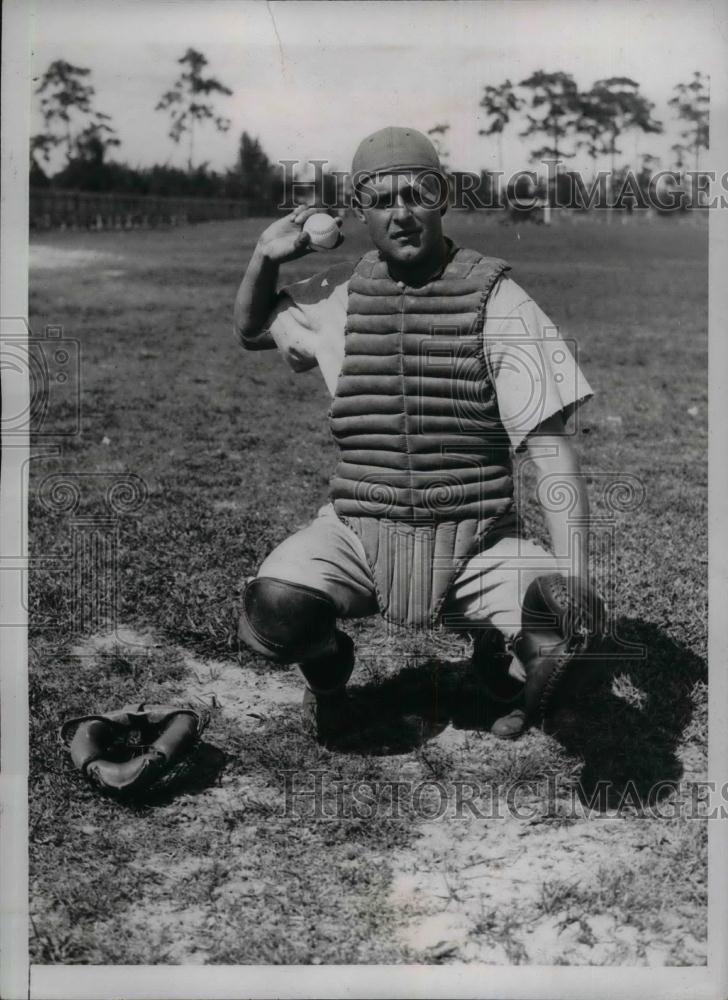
<box><xmin>490</xmin><ymin>707</ymin><xmax>527</xmax><ymax>740</ymax></box>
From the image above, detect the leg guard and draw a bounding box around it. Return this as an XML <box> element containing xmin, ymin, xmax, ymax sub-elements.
<box><xmin>301</xmin><ymin>631</ymin><xmax>359</xmax><ymax>745</ymax></box>
<box><xmin>238</xmin><ymin>576</ymin><xmax>338</xmax><ymax>665</ymax></box>
<box><xmin>515</xmin><ymin>574</ymin><xmax>606</xmax><ymax>721</ymax></box>
<box><xmin>299</xmin><ymin>630</ymin><xmax>355</xmax><ymax>694</ymax></box>
<box><xmin>470</xmin><ymin>627</ymin><xmax>523</xmax><ymax>703</ymax></box>
<box><xmin>470</xmin><ymin>627</ymin><xmax>528</xmax><ymax>741</ymax></box>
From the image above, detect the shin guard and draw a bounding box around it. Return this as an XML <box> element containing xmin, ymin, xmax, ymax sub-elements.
<box><xmin>238</xmin><ymin>577</ymin><xmax>338</xmax><ymax>665</ymax></box>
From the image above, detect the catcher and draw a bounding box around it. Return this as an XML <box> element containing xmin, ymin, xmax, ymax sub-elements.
<box><xmin>233</xmin><ymin>126</ymin><xmax>602</xmax><ymax>744</ymax></box>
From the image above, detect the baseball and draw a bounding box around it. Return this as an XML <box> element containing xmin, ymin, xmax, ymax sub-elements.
<box><xmin>303</xmin><ymin>212</ymin><xmax>340</xmax><ymax>250</ymax></box>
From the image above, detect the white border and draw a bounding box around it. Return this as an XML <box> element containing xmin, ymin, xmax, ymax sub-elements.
<box><xmin>0</xmin><ymin>1</ymin><xmax>31</xmax><ymax>999</ymax></box>
<box><xmin>706</xmin><ymin>0</ymin><xmax>728</xmax><ymax>992</ymax></box>
<box><xmin>24</xmin><ymin>965</ymin><xmax>727</xmax><ymax>1000</ymax></box>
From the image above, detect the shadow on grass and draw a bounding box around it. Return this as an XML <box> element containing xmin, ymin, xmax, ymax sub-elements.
<box><xmin>333</xmin><ymin>616</ymin><xmax>705</xmax><ymax>805</ymax></box>
<box><xmin>546</xmin><ymin>617</ymin><xmax>706</xmax><ymax>804</ymax></box>
<box><xmin>140</xmin><ymin>740</ymin><xmax>228</xmax><ymax>805</ymax></box>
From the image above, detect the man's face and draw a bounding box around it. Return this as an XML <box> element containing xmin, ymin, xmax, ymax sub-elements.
<box><xmin>355</xmin><ymin>171</ymin><xmax>445</xmax><ymax>268</ymax></box>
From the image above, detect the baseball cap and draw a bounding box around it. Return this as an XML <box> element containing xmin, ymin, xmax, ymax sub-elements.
<box><xmin>351</xmin><ymin>126</ymin><xmax>443</xmax><ymax>182</ymax></box>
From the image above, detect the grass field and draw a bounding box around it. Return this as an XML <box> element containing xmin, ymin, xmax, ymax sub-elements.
<box><xmin>28</xmin><ymin>211</ymin><xmax>708</xmax><ymax>965</ymax></box>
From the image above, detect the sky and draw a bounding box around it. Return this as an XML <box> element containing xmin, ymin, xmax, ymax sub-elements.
<box><xmin>28</xmin><ymin>0</ymin><xmax>725</xmax><ymax>178</ymax></box>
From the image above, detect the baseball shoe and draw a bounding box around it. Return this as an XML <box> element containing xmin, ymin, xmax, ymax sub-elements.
<box><xmin>516</xmin><ymin>630</ymin><xmax>583</xmax><ymax>722</ymax></box>
<box><xmin>489</xmin><ymin>707</ymin><xmax>528</xmax><ymax>740</ymax></box>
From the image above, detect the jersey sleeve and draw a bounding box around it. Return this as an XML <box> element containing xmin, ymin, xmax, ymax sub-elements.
<box><xmin>483</xmin><ymin>276</ymin><xmax>594</xmax><ymax>451</ymax></box>
<box><xmin>264</xmin><ymin>262</ymin><xmax>352</xmax><ymax>374</ymax></box>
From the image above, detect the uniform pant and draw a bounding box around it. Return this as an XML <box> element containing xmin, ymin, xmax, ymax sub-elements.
<box><xmin>255</xmin><ymin>504</ymin><xmax>562</xmax><ymax>681</ymax></box>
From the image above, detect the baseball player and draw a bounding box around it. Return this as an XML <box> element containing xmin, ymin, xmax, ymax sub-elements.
<box><xmin>233</xmin><ymin>126</ymin><xmax>602</xmax><ymax>744</ymax></box>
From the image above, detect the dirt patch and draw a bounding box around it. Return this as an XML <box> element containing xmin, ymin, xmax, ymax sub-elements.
<box><xmin>71</xmin><ymin>625</ymin><xmax>160</xmax><ymax>658</ymax></box>
<box><xmin>71</xmin><ymin>624</ymin><xmax>300</xmax><ymax>720</ymax></box>
<box><xmin>389</xmin><ymin>805</ymin><xmax>691</xmax><ymax>963</ymax></box>
<box><xmin>181</xmin><ymin>649</ymin><xmax>300</xmax><ymax>719</ymax></box>
<box><xmin>30</xmin><ymin>245</ymin><xmax>125</xmax><ymax>270</ymax></box>
<box><xmin>385</xmin><ymin>720</ymin><xmax>707</xmax><ymax>966</ymax></box>
<box><xmin>40</xmin><ymin>626</ymin><xmax>707</xmax><ymax>966</ymax></box>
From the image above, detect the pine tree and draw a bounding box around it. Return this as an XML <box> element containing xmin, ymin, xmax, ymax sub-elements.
<box><xmin>156</xmin><ymin>49</ymin><xmax>233</xmax><ymax>171</ymax></box>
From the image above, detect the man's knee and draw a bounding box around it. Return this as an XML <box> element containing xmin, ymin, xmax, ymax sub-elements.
<box><xmin>521</xmin><ymin>573</ymin><xmax>606</xmax><ymax>642</ymax></box>
<box><xmin>238</xmin><ymin>576</ymin><xmax>337</xmax><ymax>663</ymax></box>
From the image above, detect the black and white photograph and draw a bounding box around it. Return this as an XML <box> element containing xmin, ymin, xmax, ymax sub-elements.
<box><xmin>1</xmin><ymin>1</ymin><xmax>727</xmax><ymax>997</ymax></box>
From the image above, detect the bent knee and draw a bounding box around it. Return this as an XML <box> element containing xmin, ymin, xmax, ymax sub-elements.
<box><xmin>238</xmin><ymin>576</ymin><xmax>337</xmax><ymax>663</ymax></box>
<box><xmin>522</xmin><ymin>574</ymin><xmax>606</xmax><ymax>640</ymax></box>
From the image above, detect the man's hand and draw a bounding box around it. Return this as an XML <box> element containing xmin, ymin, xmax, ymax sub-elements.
<box><xmin>256</xmin><ymin>207</ymin><xmax>342</xmax><ymax>264</ymax></box>
<box><xmin>235</xmin><ymin>207</ymin><xmax>339</xmax><ymax>346</ymax></box>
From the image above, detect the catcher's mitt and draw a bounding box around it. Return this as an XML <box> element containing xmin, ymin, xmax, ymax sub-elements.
<box><xmin>519</xmin><ymin>574</ymin><xmax>609</xmax><ymax>721</ymax></box>
<box><xmin>59</xmin><ymin>702</ymin><xmax>209</xmax><ymax>798</ymax></box>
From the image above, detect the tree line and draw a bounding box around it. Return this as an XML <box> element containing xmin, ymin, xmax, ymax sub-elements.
<box><xmin>30</xmin><ymin>50</ymin><xmax>282</xmax><ymax>206</ymax></box>
<box><xmin>426</xmin><ymin>70</ymin><xmax>709</xmax><ymax>212</ymax></box>
<box><xmin>475</xmin><ymin>70</ymin><xmax>708</xmax><ymax>175</ymax></box>
<box><xmin>30</xmin><ymin>51</ymin><xmax>709</xmax><ymax>208</ymax></box>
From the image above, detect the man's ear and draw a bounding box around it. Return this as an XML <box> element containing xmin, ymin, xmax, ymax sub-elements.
<box><xmin>439</xmin><ymin>177</ymin><xmax>449</xmax><ymax>216</ymax></box>
<box><xmin>352</xmin><ymin>199</ymin><xmax>366</xmax><ymax>223</ymax></box>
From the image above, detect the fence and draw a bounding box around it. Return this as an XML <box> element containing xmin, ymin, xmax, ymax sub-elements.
<box><xmin>30</xmin><ymin>188</ymin><xmax>258</xmax><ymax>231</ymax></box>
<box><xmin>30</xmin><ymin>187</ymin><xmax>707</xmax><ymax>232</ymax></box>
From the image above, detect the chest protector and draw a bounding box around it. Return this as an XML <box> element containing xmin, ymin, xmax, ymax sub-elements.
<box><xmin>329</xmin><ymin>245</ymin><xmax>515</xmax><ymax>628</ymax></box>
